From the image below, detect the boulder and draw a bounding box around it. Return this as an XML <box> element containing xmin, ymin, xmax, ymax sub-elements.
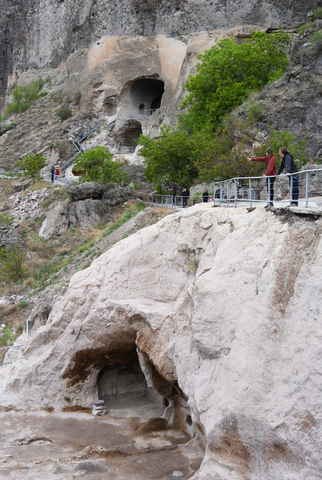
<box><xmin>67</xmin><ymin>182</ymin><xmax>105</xmax><ymax>202</ymax></box>
<box><xmin>11</xmin><ymin>179</ymin><xmax>33</xmax><ymax>193</ymax></box>
<box><xmin>123</xmin><ymin>165</ymin><xmax>146</xmax><ymax>184</ymax></box>
<box><xmin>39</xmin><ymin>204</ymin><xmax>69</xmax><ymax>239</ymax></box>
<box><xmin>68</xmin><ymin>199</ymin><xmax>111</xmax><ymax>228</ymax></box>
<box><xmin>102</xmin><ymin>183</ymin><xmax>126</xmax><ymax>206</ymax></box>
<box><xmin>1</xmin><ymin>205</ymin><xmax>322</xmax><ymax>479</ymax></box>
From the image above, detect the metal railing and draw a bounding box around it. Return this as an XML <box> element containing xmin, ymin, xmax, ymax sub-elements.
<box><xmin>61</xmin><ymin>120</ymin><xmax>101</xmax><ymax>173</ymax></box>
<box><xmin>40</xmin><ymin>171</ymin><xmax>77</xmax><ymax>186</ymax></box>
<box><xmin>136</xmin><ymin>192</ymin><xmax>206</xmax><ymax>208</ymax></box>
<box><xmin>126</xmin><ymin>108</ymin><xmax>158</xmax><ymax>118</ymax></box>
<box><xmin>213</xmin><ymin>169</ymin><xmax>322</xmax><ymax>210</ymax></box>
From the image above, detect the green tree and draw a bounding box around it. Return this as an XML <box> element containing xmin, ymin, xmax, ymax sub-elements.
<box><xmin>73</xmin><ymin>146</ymin><xmax>129</xmax><ymax>184</ymax></box>
<box><xmin>191</xmin><ymin>119</ymin><xmax>264</xmax><ymax>181</ymax></box>
<box><xmin>0</xmin><ymin>246</ymin><xmax>27</xmax><ymax>281</ymax></box>
<box><xmin>4</xmin><ymin>77</ymin><xmax>47</xmax><ymax>116</ymax></box>
<box><xmin>180</xmin><ymin>31</ymin><xmax>291</xmax><ymax>133</ymax></box>
<box><xmin>138</xmin><ymin>125</ymin><xmax>199</xmax><ymax>191</ymax></box>
<box><xmin>19</xmin><ymin>153</ymin><xmax>46</xmax><ymax>176</ymax></box>
<box><xmin>269</xmin><ymin>128</ymin><xmax>308</xmax><ymax>168</ymax></box>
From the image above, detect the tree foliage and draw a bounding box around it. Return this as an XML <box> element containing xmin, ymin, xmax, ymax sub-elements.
<box><xmin>73</xmin><ymin>146</ymin><xmax>129</xmax><ymax>184</ymax></box>
<box><xmin>19</xmin><ymin>153</ymin><xmax>46</xmax><ymax>176</ymax></box>
<box><xmin>0</xmin><ymin>246</ymin><xmax>27</xmax><ymax>281</ymax></box>
<box><xmin>4</xmin><ymin>77</ymin><xmax>47</xmax><ymax>116</ymax></box>
<box><xmin>181</xmin><ymin>31</ymin><xmax>291</xmax><ymax>132</ymax></box>
<box><xmin>138</xmin><ymin>126</ymin><xmax>198</xmax><ymax>190</ymax></box>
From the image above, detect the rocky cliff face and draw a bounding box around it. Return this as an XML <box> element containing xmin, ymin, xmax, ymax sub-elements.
<box><xmin>0</xmin><ymin>0</ymin><xmax>312</xmax><ymax>107</ymax></box>
<box><xmin>1</xmin><ymin>204</ymin><xmax>322</xmax><ymax>479</ymax></box>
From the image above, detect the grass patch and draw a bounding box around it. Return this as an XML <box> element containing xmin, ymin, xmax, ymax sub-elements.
<box><xmin>4</xmin><ymin>77</ymin><xmax>47</xmax><ymax>116</ymax></box>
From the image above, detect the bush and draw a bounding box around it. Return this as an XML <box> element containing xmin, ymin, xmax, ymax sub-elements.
<box><xmin>269</xmin><ymin>128</ymin><xmax>307</xmax><ymax>168</ymax></box>
<box><xmin>57</xmin><ymin>104</ymin><xmax>72</xmax><ymax>121</ymax></box>
<box><xmin>73</xmin><ymin>146</ymin><xmax>130</xmax><ymax>184</ymax></box>
<box><xmin>4</xmin><ymin>77</ymin><xmax>47</xmax><ymax>116</ymax></box>
<box><xmin>248</xmin><ymin>100</ymin><xmax>264</xmax><ymax>121</ymax></box>
<box><xmin>0</xmin><ymin>213</ymin><xmax>14</xmax><ymax>225</ymax></box>
<box><xmin>17</xmin><ymin>300</ymin><xmax>28</xmax><ymax>309</ymax></box>
<box><xmin>19</xmin><ymin>153</ymin><xmax>46</xmax><ymax>176</ymax></box>
<box><xmin>0</xmin><ymin>246</ymin><xmax>27</xmax><ymax>281</ymax></box>
<box><xmin>313</xmin><ymin>7</ymin><xmax>322</xmax><ymax>21</ymax></box>
<box><xmin>73</xmin><ymin>91</ymin><xmax>82</xmax><ymax>106</ymax></box>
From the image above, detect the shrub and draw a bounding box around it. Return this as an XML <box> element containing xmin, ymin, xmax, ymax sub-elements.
<box><xmin>248</xmin><ymin>100</ymin><xmax>264</xmax><ymax>121</ymax></box>
<box><xmin>57</xmin><ymin>104</ymin><xmax>72</xmax><ymax>121</ymax></box>
<box><xmin>4</xmin><ymin>77</ymin><xmax>46</xmax><ymax>116</ymax></box>
<box><xmin>0</xmin><ymin>246</ymin><xmax>27</xmax><ymax>281</ymax></box>
<box><xmin>73</xmin><ymin>146</ymin><xmax>130</xmax><ymax>184</ymax></box>
<box><xmin>0</xmin><ymin>326</ymin><xmax>16</xmax><ymax>347</ymax></box>
<box><xmin>269</xmin><ymin>128</ymin><xmax>307</xmax><ymax>168</ymax></box>
<box><xmin>17</xmin><ymin>300</ymin><xmax>28</xmax><ymax>309</ymax></box>
<box><xmin>73</xmin><ymin>91</ymin><xmax>82</xmax><ymax>106</ymax></box>
<box><xmin>0</xmin><ymin>213</ymin><xmax>14</xmax><ymax>225</ymax></box>
<box><xmin>313</xmin><ymin>7</ymin><xmax>322</xmax><ymax>21</ymax></box>
<box><xmin>19</xmin><ymin>153</ymin><xmax>46</xmax><ymax>176</ymax></box>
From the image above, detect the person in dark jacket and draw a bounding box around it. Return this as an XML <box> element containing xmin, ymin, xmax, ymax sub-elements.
<box><xmin>50</xmin><ymin>165</ymin><xmax>55</xmax><ymax>183</ymax></box>
<box><xmin>182</xmin><ymin>187</ymin><xmax>189</xmax><ymax>207</ymax></box>
<box><xmin>202</xmin><ymin>189</ymin><xmax>209</xmax><ymax>203</ymax></box>
<box><xmin>277</xmin><ymin>147</ymin><xmax>299</xmax><ymax>206</ymax></box>
<box><xmin>171</xmin><ymin>186</ymin><xmax>177</xmax><ymax>205</ymax></box>
<box><xmin>248</xmin><ymin>147</ymin><xmax>277</xmax><ymax>208</ymax></box>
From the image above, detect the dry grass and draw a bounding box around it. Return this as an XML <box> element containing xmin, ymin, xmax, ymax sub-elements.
<box><xmin>0</xmin><ymin>304</ymin><xmax>16</xmax><ymax>317</ymax></box>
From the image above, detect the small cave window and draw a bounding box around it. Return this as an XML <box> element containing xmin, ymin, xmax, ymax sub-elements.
<box><xmin>118</xmin><ymin>121</ymin><xmax>142</xmax><ymax>153</ymax></box>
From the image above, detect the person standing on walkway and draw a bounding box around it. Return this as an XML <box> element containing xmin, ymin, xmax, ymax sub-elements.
<box><xmin>247</xmin><ymin>147</ymin><xmax>277</xmax><ymax>208</ymax></box>
<box><xmin>277</xmin><ymin>147</ymin><xmax>299</xmax><ymax>206</ymax></box>
<box><xmin>182</xmin><ymin>187</ymin><xmax>189</xmax><ymax>207</ymax></box>
<box><xmin>50</xmin><ymin>165</ymin><xmax>55</xmax><ymax>183</ymax></box>
<box><xmin>202</xmin><ymin>189</ymin><xmax>209</xmax><ymax>203</ymax></box>
<box><xmin>55</xmin><ymin>166</ymin><xmax>60</xmax><ymax>180</ymax></box>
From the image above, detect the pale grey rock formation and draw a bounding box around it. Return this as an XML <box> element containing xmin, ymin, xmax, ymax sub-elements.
<box><xmin>67</xmin><ymin>182</ymin><xmax>105</xmax><ymax>202</ymax></box>
<box><xmin>1</xmin><ymin>204</ymin><xmax>322</xmax><ymax>478</ymax></box>
<box><xmin>68</xmin><ymin>198</ymin><xmax>111</xmax><ymax>228</ymax></box>
<box><xmin>39</xmin><ymin>203</ymin><xmax>69</xmax><ymax>239</ymax></box>
<box><xmin>101</xmin><ymin>183</ymin><xmax>126</xmax><ymax>206</ymax></box>
<box><xmin>11</xmin><ymin>179</ymin><xmax>33</xmax><ymax>193</ymax></box>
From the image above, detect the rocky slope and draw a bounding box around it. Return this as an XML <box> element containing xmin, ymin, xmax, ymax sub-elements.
<box><xmin>1</xmin><ymin>204</ymin><xmax>322</xmax><ymax>479</ymax></box>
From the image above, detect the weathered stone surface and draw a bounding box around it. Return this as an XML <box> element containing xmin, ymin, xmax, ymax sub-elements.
<box><xmin>101</xmin><ymin>183</ymin><xmax>126</xmax><ymax>206</ymax></box>
<box><xmin>39</xmin><ymin>203</ymin><xmax>69</xmax><ymax>239</ymax></box>
<box><xmin>10</xmin><ymin>179</ymin><xmax>33</xmax><ymax>193</ymax></box>
<box><xmin>27</xmin><ymin>285</ymin><xmax>66</xmax><ymax>333</ymax></box>
<box><xmin>1</xmin><ymin>204</ymin><xmax>322</xmax><ymax>478</ymax></box>
<box><xmin>68</xmin><ymin>198</ymin><xmax>110</xmax><ymax>227</ymax></box>
<box><xmin>67</xmin><ymin>182</ymin><xmax>105</xmax><ymax>202</ymax></box>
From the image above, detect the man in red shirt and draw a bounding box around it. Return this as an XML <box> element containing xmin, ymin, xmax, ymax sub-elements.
<box><xmin>248</xmin><ymin>147</ymin><xmax>277</xmax><ymax>208</ymax></box>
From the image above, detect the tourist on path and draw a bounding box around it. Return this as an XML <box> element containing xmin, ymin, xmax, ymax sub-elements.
<box><xmin>50</xmin><ymin>165</ymin><xmax>55</xmax><ymax>183</ymax></box>
<box><xmin>277</xmin><ymin>147</ymin><xmax>299</xmax><ymax>206</ymax></box>
<box><xmin>202</xmin><ymin>189</ymin><xmax>209</xmax><ymax>203</ymax></box>
<box><xmin>248</xmin><ymin>147</ymin><xmax>276</xmax><ymax>208</ymax></box>
<box><xmin>182</xmin><ymin>188</ymin><xmax>189</xmax><ymax>207</ymax></box>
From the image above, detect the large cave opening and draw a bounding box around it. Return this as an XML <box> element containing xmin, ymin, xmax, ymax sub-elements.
<box><xmin>129</xmin><ymin>78</ymin><xmax>165</xmax><ymax>114</ymax></box>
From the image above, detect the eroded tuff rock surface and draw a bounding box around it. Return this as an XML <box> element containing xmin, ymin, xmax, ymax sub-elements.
<box><xmin>1</xmin><ymin>204</ymin><xmax>322</xmax><ymax>479</ymax></box>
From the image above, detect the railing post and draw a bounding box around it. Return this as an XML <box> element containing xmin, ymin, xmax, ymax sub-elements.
<box><xmin>220</xmin><ymin>182</ymin><xmax>223</xmax><ymax>206</ymax></box>
<box><xmin>249</xmin><ymin>179</ymin><xmax>252</xmax><ymax>208</ymax></box>
<box><xmin>234</xmin><ymin>179</ymin><xmax>237</xmax><ymax>208</ymax></box>
<box><xmin>267</xmin><ymin>177</ymin><xmax>271</xmax><ymax>210</ymax></box>
<box><xmin>305</xmin><ymin>171</ymin><xmax>309</xmax><ymax>208</ymax></box>
<box><xmin>26</xmin><ymin>319</ymin><xmax>28</xmax><ymax>340</ymax></box>
<box><xmin>226</xmin><ymin>181</ymin><xmax>229</xmax><ymax>206</ymax></box>
<box><xmin>290</xmin><ymin>175</ymin><xmax>293</xmax><ymax>206</ymax></box>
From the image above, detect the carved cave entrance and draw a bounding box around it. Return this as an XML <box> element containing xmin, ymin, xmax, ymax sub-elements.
<box><xmin>129</xmin><ymin>78</ymin><xmax>165</xmax><ymax>115</ymax></box>
<box><xmin>117</xmin><ymin>120</ymin><xmax>142</xmax><ymax>153</ymax></box>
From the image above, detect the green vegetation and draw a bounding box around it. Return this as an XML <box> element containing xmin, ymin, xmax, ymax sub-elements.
<box><xmin>138</xmin><ymin>30</ymin><xmax>297</xmax><ymax>187</ymax></box>
<box><xmin>0</xmin><ymin>326</ymin><xmax>16</xmax><ymax>347</ymax></box>
<box><xmin>0</xmin><ymin>246</ymin><xmax>27</xmax><ymax>281</ymax></box>
<box><xmin>180</xmin><ymin>31</ymin><xmax>291</xmax><ymax>133</ymax></box>
<box><xmin>73</xmin><ymin>146</ymin><xmax>130</xmax><ymax>184</ymax></box>
<box><xmin>0</xmin><ymin>213</ymin><xmax>14</xmax><ymax>225</ymax></box>
<box><xmin>4</xmin><ymin>77</ymin><xmax>47</xmax><ymax>116</ymax></box>
<box><xmin>73</xmin><ymin>91</ymin><xmax>82</xmax><ymax>106</ymax></box>
<box><xmin>18</xmin><ymin>153</ymin><xmax>46</xmax><ymax>176</ymax></box>
<box><xmin>102</xmin><ymin>202</ymin><xmax>146</xmax><ymax>237</ymax></box>
<box><xmin>270</xmin><ymin>128</ymin><xmax>308</xmax><ymax>168</ymax></box>
<box><xmin>313</xmin><ymin>7</ymin><xmax>322</xmax><ymax>21</ymax></box>
<box><xmin>57</xmin><ymin>104</ymin><xmax>72</xmax><ymax>121</ymax></box>
<box><xmin>138</xmin><ymin>126</ymin><xmax>198</xmax><ymax>191</ymax></box>
<box><xmin>17</xmin><ymin>300</ymin><xmax>28</xmax><ymax>309</ymax></box>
